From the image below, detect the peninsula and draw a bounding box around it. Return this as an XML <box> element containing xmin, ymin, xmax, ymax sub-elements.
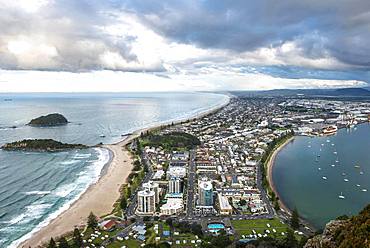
<box><xmin>1</xmin><ymin>139</ymin><xmax>87</xmax><ymax>152</ymax></box>
<box><xmin>28</xmin><ymin>113</ymin><xmax>68</xmax><ymax>127</ymax></box>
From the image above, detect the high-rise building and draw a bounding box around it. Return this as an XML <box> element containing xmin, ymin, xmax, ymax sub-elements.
<box><xmin>137</xmin><ymin>189</ymin><xmax>156</xmax><ymax>215</ymax></box>
<box><xmin>143</xmin><ymin>181</ymin><xmax>160</xmax><ymax>203</ymax></box>
<box><xmin>168</xmin><ymin>177</ymin><xmax>182</xmax><ymax>194</ymax></box>
<box><xmin>198</xmin><ymin>178</ymin><xmax>213</xmax><ymax>206</ymax></box>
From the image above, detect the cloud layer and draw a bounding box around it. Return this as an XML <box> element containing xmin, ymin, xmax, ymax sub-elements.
<box><xmin>0</xmin><ymin>0</ymin><xmax>369</xmax><ymax>91</ymax></box>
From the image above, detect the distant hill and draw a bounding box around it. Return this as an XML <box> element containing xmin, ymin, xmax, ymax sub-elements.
<box><xmin>231</xmin><ymin>87</ymin><xmax>370</xmax><ymax>97</ymax></box>
<box><xmin>28</xmin><ymin>113</ymin><xmax>68</xmax><ymax>127</ymax></box>
<box><xmin>333</xmin><ymin>87</ymin><xmax>370</xmax><ymax>96</ymax></box>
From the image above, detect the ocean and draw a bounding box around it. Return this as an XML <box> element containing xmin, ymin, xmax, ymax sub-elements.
<box><xmin>273</xmin><ymin>124</ymin><xmax>370</xmax><ymax>229</ymax></box>
<box><xmin>0</xmin><ymin>92</ymin><xmax>229</xmax><ymax>247</ymax></box>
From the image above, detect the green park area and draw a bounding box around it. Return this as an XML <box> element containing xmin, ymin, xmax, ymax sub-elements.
<box><xmin>139</xmin><ymin>131</ymin><xmax>200</xmax><ymax>151</ymax></box>
<box><xmin>231</xmin><ymin>218</ymin><xmax>290</xmax><ymax>239</ymax></box>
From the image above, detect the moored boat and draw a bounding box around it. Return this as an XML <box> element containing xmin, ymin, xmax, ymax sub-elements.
<box><xmin>322</xmin><ymin>125</ymin><xmax>338</xmax><ymax>135</ymax></box>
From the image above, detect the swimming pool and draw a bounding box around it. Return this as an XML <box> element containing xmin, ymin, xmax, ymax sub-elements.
<box><xmin>208</xmin><ymin>223</ymin><xmax>225</xmax><ymax>229</ymax></box>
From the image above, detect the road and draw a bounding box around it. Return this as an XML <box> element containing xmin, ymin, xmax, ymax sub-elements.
<box><xmin>185</xmin><ymin>149</ymin><xmax>196</xmax><ymax>218</ymax></box>
<box><xmin>126</xmin><ymin>151</ymin><xmax>154</xmax><ymax>218</ymax></box>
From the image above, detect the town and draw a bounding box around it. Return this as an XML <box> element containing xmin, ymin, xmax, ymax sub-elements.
<box><xmin>55</xmin><ymin>95</ymin><xmax>370</xmax><ymax>248</ymax></box>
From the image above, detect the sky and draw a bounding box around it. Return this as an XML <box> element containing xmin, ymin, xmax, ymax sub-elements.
<box><xmin>0</xmin><ymin>0</ymin><xmax>369</xmax><ymax>92</ymax></box>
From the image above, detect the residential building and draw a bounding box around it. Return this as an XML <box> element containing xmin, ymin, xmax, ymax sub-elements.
<box><xmin>137</xmin><ymin>189</ymin><xmax>156</xmax><ymax>215</ymax></box>
<box><xmin>198</xmin><ymin>178</ymin><xmax>213</xmax><ymax>206</ymax></box>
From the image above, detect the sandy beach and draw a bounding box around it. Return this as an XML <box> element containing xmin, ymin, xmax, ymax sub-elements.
<box><xmin>20</xmin><ymin>96</ymin><xmax>230</xmax><ymax>247</ymax></box>
<box><xmin>266</xmin><ymin>136</ymin><xmax>295</xmax><ymax>213</ymax></box>
<box><xmin>20</xmin><ymin>138</ymin><xmax>134</xmax><ymax>247</ymax></box>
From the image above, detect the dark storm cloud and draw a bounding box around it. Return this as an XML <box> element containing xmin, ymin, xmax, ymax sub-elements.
<box><xmin>122</xmin><ymin>0</ymin><xmax>370</xmax><ymax>69</ymax></box>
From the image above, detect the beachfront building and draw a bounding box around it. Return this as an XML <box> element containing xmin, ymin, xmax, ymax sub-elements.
<box><xmin>198</xmin><ymin>178</ymin><xmax>213</xmax><ymax>206</ymax></box>
<box><xmin>168</xmin><ymin>177</ymin><xmax>182</xmax><ymax>194</ymax></box>
<box><xmin>160</xmin><ymin>198</ymin><xmax>184</xmax><ymax>215</ymax></box>
<box><xmin>137</xmin><ymin>189</ymin><xmax>156</xmax><ymax>215</ymax></box>
<box><xmin>143</xmin><ymin>181</ymin><xmax>160</xmax><ymax>203</ymax></box>
<box><xmin>167</xmin><ymin>166</ymin><xmax>187</xmax><ymax>179</ymax></box>
<box><xmin>218</xmin><ymin>194</ymin><xmax>233</xmax><ymax>215</ymax></box>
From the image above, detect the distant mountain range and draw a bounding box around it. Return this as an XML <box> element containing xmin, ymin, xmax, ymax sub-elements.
<box><xmin>231</xmin><ymin>87</ymin><xmax>370</xmax><ymax>97</ymax></box>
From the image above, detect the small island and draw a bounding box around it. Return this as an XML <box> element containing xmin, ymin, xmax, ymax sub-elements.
<box><xmin>28</xmin><ymin>113</ymin><xmax>68</xmax><ymax>127</ymax></box>
<box><xmin>1</xmin><ymin>139</ymin><xmax>88</xmax><ymax>152</ymax></box>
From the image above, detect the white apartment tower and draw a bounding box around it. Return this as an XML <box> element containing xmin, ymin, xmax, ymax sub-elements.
<box><xmin>168</xmin><ymin>177</ymin><xmax>182</xmax><ymax>194</ymax></box>
<box><xmin>142</xmin><ymin>181</ymin><xmax>160</xmax><ymax>203</ymax></box>
<box><xmin>137</xmin><ymin>189</ymin><xmax>156</xmax><ymax>214</ymax></box>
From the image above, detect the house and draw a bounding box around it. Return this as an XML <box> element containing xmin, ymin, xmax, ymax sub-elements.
<box><xmin>99</xmin><ymin>219</ymin><xmax>117</xmax><ymax>231</ymax></box>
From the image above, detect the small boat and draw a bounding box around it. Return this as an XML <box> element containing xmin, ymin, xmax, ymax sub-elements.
<box><xmin>99</xmin><ymin>134</ymin><xmax>106</xmax><ymax>138</ymax></box>
<box><xmin>338</xmin><ymin>192</ymin><xmax>345</xmax><ymax>199</ymax></box>
<box><xmin>342</xmin><ymin>173</ymin><xmax>346</xmax><ymax>176</ymax></box>
<box><xmin>318</xmin><ymin>167</ymin><xmax>322</xmax><ymax>170</ymax></box>
<box><xmin>336</xmin><ymin>160</ymin><xmax>339</xmax><ymax>163</ymax></box>
<box><xmin>354</xmin><ymin>165</ymin><xmax>360</xmax><ymax>168</ymax></box>
<box><xmin>362</xmin><ymin>189</ymin><xmax>367</xmax><ymax>192</ymax></box>
<box><xmin>317</xmin><ymin>154</ymin><xmax>321</xmax><ymax>157</ymax></box>
<box><xmin>331</xmin><ymin>164</ymin><xmax>335</xmax><ymax>167</ymax></box>
<box><xmin>331</xmin><ymin>143</ymin><xmax>335</xmax><ymax>146</ymax></box>
<box><xmin>344</xmin><ymin>179</ymin><xmax>349</xmax><ymax>182</ymax></box>
<box><xmin>326</xmin><ymin>140</ymin><xmax>330</xmax><ymax>143</ymax></box>
<box><xmin>322</xmin><ymin>176</ymin><xmax>327</xmax><ymax>180</ymax></box>
<box><xmin>321</xmin><ymin>143</ymin><xmax>324</xmax><ymax>146</ymax></box>
<box><xmin>356</xmin><ymin>184</ymin><xmax>361</xmax><ymax>187</ymax></box>
<box><xmin>323</xmin><ymin>125</ymin><xmax>338</xmax><ymax>135</ymax></box>
<box><xmin>308</xmin><ymin>145</ymin><xmax>311</xmax><ymax>148</ymax></box>
<box><xmin>333</xmin><ymin>151</ymin><xmax>337</xmax><ymax>154</ymax></box>
<box><xmin>360</xmin><ymin>171</ymin><xmax>364</xmax><ymax>175</ymax></box>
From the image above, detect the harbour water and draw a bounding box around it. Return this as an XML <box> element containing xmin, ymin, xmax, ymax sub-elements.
<box><xmin>0</xmin><ymin>92</ymin><xmax>229</xmax><ymax>247</ymax></box>
<box><xmin>273</xmin><ymin>124</ymin><xmax>370</xmax><ymax>229</ymax></box>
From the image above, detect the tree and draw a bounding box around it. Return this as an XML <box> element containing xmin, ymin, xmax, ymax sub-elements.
<box><xmin>120</xmin><ymin>197</ymin><xmax>127</xmax><ymax>211</ymax></box>
<box><xmin>58</xmin><ymin>237</ymin><xmax>69</xmax><ymax>248</ymax></box>
<box><xmin>165</xmin><ymin>218</ymin><xmax>173</xmax><ymax>228</ymax></box>
<box><xmin>48</xmin><ymin>238</ymin><xmax>57</xmax><ymax>248</ymax></box>
<box><xmin>73</xmin><ymin>228</ymin><xmax>83</xmax><ymax>247</ymax></box>
<box><xmin>298</xmin><ymin>236</ymin><xmax>308</xmax><ymax>248</ymax></box>
<box><xmin>274</xmin><ymin>198</ymin><xmax>280</xmax><ymax>211</ymax></box>
<box><xmin>291</xmin><ymin>208</ymin><xmax>300</xmax><ymax>230</ymax></box>
<box><xmin>87</xmin><ymin>211</ymin><xmax>98</xmax><ymax>229</ymax></box>
<box><xmin>239</xmin><ymin>199</ymin><xmax>247</xmax><ymax>206</ymax></box>
<box><xmin>190</xmin><ymin>223</ymin><xmax>203</xmax><ymax>237</ymax></box>
<box><xmin>203</xmin><ymin>230</ymin><xmax>232</xmax><ymax>248</ymax></box>
<box><xmin>284</xmin><ymin>229</ymin><xmax>298</xmax><ymax>248</ymax></box>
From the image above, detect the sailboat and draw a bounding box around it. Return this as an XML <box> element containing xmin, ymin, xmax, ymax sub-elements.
<box><xmin>338</xmin><ymin>192</ymin><xmax>345</xmax><ymax>199</ymax></box>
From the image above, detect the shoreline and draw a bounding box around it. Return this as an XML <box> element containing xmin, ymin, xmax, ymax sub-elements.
<box><xmin>19</xmin><ymin>95</ymin><xmax>230</xmax><ymax>247</ymax></box>
<box><xmin>266</xmin><ymin>136</ymin><xmax>295</xmax><ymax>214</ymax></box>
<box><xmin>266</xmin><ymin>135</ymin><xmax>317</xmax><ymax>232</ymax></box>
